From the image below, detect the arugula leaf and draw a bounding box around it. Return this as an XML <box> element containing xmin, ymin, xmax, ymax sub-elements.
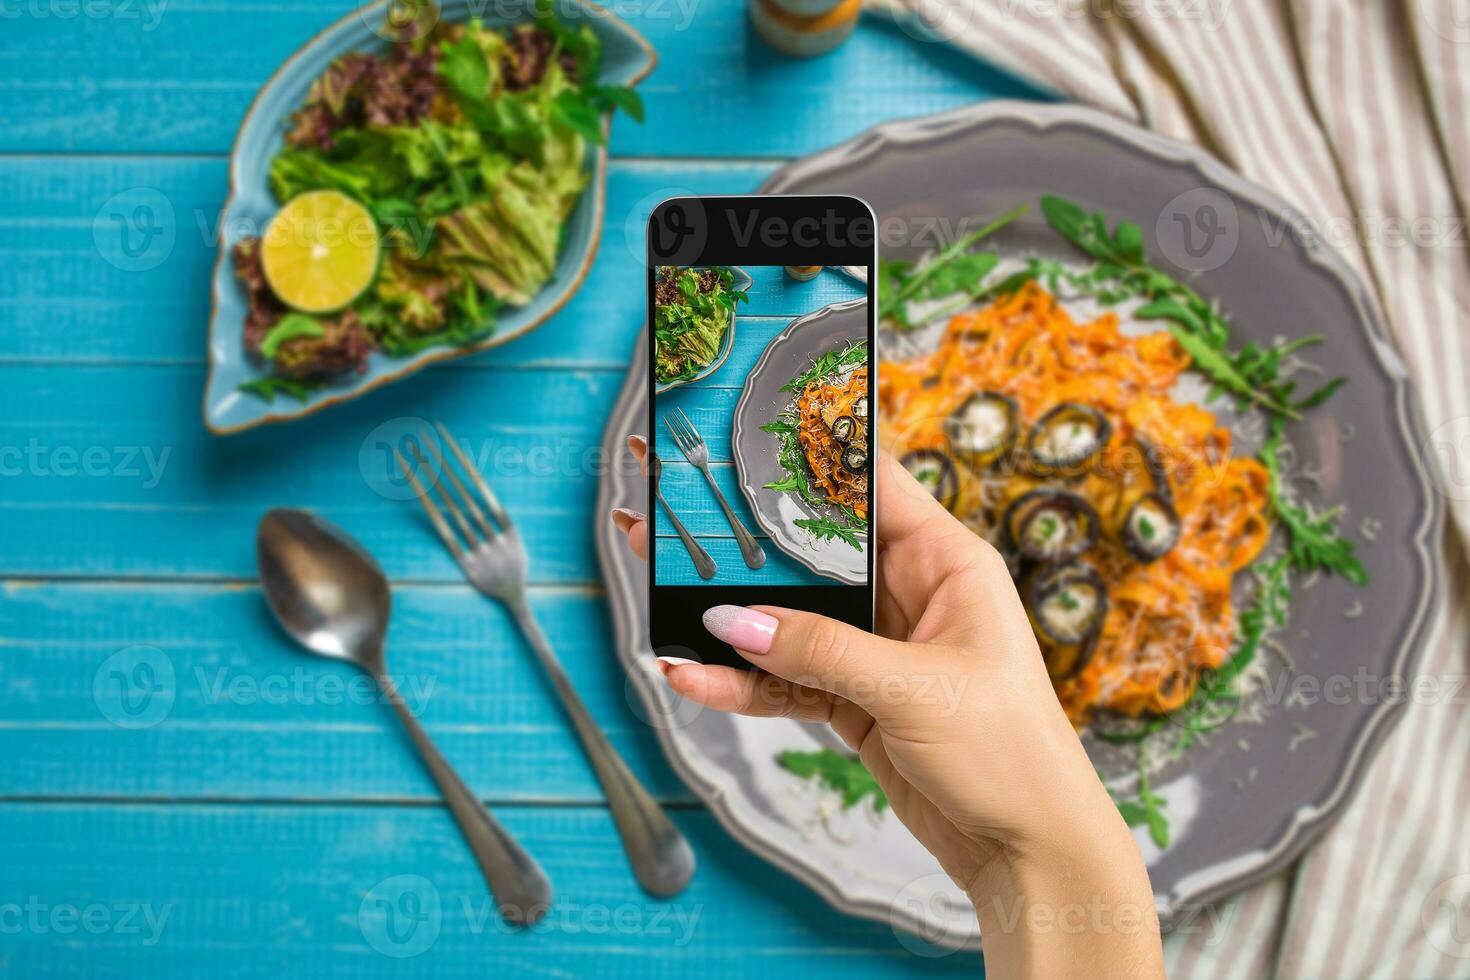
<box><xmin>590</xmin><ymin>84</ymin><xmax>645</xmax><ymax>123</ymax></box>
<box><xmin>236</xmin><ymin>375</ymin><xmax>320</xmax><ymax>403</ymax></box>
<box><xmin>1165</xmin><ymin>324</ymin><xmax>1295</xmax><ymax>417</ymax></box>
<box><xmin>1112</xmin><ymin>758</ymin><xmax>1170</xmax><ymax>848</ymax></box>
<box><xmin>794</xmin><ymin>516</ymin><xmax>864</xmax><ymax>550</ymax></box>
<box><xmin>1260</xmin><ymin>420</ymin><xmax>1369</xmax><ymax>585</ymax></box>
<box><xmin>780</xmin><ymin>342</ymin><xmax>868</xmax><ymax>394</ymax></box>
<box><xmin>778</xmin><ymin>750</ymin><xmax>888</xmax><ymax>810</ymax></box>
<box><xmin>551</xmin><ymin>89</ymin><xmax>605</xmax><ymax>145</ymax></box>
<box><xmin>258</xmin><ymin>313</ymin><xmax>325</xmax><ymax>359</ymax></box>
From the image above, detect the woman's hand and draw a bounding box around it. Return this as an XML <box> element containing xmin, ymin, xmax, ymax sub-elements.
<box><xmin>611</xmin><ymin>438</ymin><xmax>1164</xmax><ymax>978</ymax></box>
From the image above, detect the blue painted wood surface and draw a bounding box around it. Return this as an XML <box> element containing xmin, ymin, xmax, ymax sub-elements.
<box><xmin>0</xmin><ymin>2</ymin><xmax>1040</xmax><ymax>973</ymax></box>
<box><xmin>653</xmin><ymin>266</ymin><xmax>865</xmax><ymax>585</ymax></box>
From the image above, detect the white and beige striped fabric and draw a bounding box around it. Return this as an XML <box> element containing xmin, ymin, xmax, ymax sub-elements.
<box><xmin>867</xmin><ymin>1</ymin><xmax>1470</xmax><ymax>976</ymax></box>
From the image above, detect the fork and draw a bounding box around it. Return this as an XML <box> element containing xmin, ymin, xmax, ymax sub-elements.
<box><xmin>394</xmin><ymin>423</ymin><xmax>696</xmax><ymax>898</ymax></box>
<box><xmin>663</xmin><ymin>408</ymin><xmax>766</xmax><ymax>570</ymax></box>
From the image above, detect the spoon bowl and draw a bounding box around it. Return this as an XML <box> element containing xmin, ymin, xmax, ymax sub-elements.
<box><xmin>257</xmin><ymin>508</ymin><xmax>389</xmax><ymax>668</ymax></box>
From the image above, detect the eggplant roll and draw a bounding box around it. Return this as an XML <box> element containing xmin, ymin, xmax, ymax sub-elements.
<box><xmin>1025</xmin><ymin>402</ymin><xmax>1111</xmax><ymax>478</ymax></box>
<box><xmin>1117</xmin><ymin>491</ymin><xmax>1180</xmax><ymax>563</ymax></box>
<box><xmin>900</xmin><ymin>449</ymin><xmax>977</xmax><ymax>518</ymax></box>
<box><xmin>829</xmin><ymin>414</ymin><xmax>859</xmax><ymax>445</ymax></box>
<box><xmin>944</xmin><ymin>391</ymin><xmax>1019</xmax><ymax>469</ymax></box>
<box><xmin>841</xmin><ymin>444</ymin><xmax>869</xmax><ymax>473</ymax></box>
<box><xmin>1002</xmin><ymin>486</ymin><xmax>1100</xmax><ymax>563</ymax></box>
<box><xmin>1023</xmin><ymin>562</ymin><xmax>1109</xmax><ymax>681</ymax></box>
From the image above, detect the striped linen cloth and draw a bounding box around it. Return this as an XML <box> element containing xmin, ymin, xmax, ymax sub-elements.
<box><xmin>865</xmin><ymin>1</ymin><xmax>1470</xmax><ymax>976</ymax></box>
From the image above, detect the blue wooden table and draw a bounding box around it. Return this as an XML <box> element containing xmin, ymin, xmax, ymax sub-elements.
<box><xmin>0</xmin><ymin>5</ymin><xmax>1037</xmax><ymax>975</ymax></box>
<box><xmin>654</xmin><ymin>266</ymin><xmax>865</xmax><ymax>585</ymax></box>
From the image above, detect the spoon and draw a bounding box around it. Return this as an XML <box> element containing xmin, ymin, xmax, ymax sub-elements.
<box><xmin>650</xmin><ymin>455</ymin><xmax>717</xmax><ymax>580</ymax></box>
<box><xmin>256</xmin><ymin>508</ymin><xmax>552</xmax><ymax>925</ymax></box>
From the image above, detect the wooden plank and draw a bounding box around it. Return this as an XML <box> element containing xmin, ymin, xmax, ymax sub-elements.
<box><xmin>0</xmin><ymin>802</ymin><xmax>985</xmax><ymax>977</ymax></box>
<box><xmin>0</xmin><ymin>581</ymin><xmax>694</xmax><ymax>802</ymax></box>
<box><xmin>0</xmin><ymin>4</ymin><xmax>1035</xmax><ymax>155</ymax></box>
<box><xmin>0</xmin><ymin>159</ymin><xmax>868</xmax><ymax>366</ymax></box>
<box><xmin>0</xmin><ymin>362</ymin><xmax>630</xmax><ymax>581</ymax></box>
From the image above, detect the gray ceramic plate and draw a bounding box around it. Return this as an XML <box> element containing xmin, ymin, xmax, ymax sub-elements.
<box><xmin>596</xmin><ymin>101</ymin><xmax>1443</xmax><ymax>945</ymax></box>
<box><xmin>732</xmin><ymin>300</ymin><xmax>870</xmax><ymax>585</ymax></box>
<box><xmin>654</xmin><ymin>266</ymin><xmax>753</xmax><ymax>394</ymax></box>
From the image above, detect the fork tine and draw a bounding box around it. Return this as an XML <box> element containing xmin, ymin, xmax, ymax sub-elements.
<box><xmin>676</xmin><ymin>407</ymin><xmax>704</xmax><ymax>448</ymax></box>
<box><xmin>435</xmin><ymin>421</ymin><xmax>512</xmax><ymax>531</ymax></box>
<box><xmin>407</xmin><ymin>435</ymin><xmax>479</xmax><ymax>547</ymax></box>
<box><xmin>662</xmin><ymin>414</ymin><xmax>686</xmax><ymax>457</ymax></box>
<box><xmin>419</xmin><ymin>429</ymin><xmax>496</xmax><ymax>541</ymax></box>
<box><xmin>393</xmin><ymin>446</ymin><xmax>466</xmax><ymax>562</ymax></box>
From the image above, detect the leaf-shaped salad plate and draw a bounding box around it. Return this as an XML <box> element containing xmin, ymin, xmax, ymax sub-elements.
<box><xmin>654</xmin><ymin>266</ymin><xmax>753</xmax><ymax>395</ymax></box>
<box><xmin>204</xmin><ymin>0</ymin><xmax>655</xmax><ymax>435</ymax></box>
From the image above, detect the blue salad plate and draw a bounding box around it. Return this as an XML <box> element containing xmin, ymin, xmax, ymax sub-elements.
<box><xmin>203</xmin><ymin>0</ymin><xmax>655</xmax><ymax>434</ymax></box>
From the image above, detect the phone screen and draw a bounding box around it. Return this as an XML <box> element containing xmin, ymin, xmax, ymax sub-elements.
<box><xmin>647</xmin><ymin>196</ymin><xmax>876</xmax><ymax>666</ymax></box>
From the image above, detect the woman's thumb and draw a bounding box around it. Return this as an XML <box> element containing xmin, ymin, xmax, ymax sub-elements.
<box><xmin>701</xmin><ymin>604</ymin><xmax>924</xmax><ymax>711</ymax></box>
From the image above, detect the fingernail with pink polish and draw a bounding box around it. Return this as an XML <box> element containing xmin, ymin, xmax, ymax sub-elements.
<box><xmin>702</xmin><ymin>605</ymin><xmax>778</xmax><ymax>655</ymax></box>
<box><xmin>653</xmin><ymin>655</ymin><xmax>697</xmax><ymax>678</ymax></box>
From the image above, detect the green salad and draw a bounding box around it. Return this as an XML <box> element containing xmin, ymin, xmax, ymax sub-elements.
<box><xmin>233</xmin><ymin>0</ymin><xmax>642</xmax><ymax>401</ymax></box>
<box><xmin>652</xmin><ymin>266</ymin><xmax>748</xmax><ymax>384</ymax></box>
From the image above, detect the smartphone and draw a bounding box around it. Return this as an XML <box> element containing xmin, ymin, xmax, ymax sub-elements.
<box><xmin>647</xmin><ymin>195</ymin><xmax>877</xmax><ymax>667</ymax></box>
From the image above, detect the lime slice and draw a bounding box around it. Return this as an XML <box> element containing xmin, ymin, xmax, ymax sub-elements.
<box><xmin>261</xmin><ymin>190</ymin><xmax>380</xmax><ymax>313</ymax></box>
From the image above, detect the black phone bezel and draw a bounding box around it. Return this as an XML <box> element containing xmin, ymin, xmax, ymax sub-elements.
<box><xmin>646</xmin><ymin>195</ymin><xmax>877</xmax><ymax>668</ymax></box>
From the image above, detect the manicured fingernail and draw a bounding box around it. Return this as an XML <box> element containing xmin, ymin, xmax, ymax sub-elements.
<box><xmin>702</xmin><ymin>605</ymin><xmax>778</xmax><ymax>655</ymax></box>
<box><xmin>627</xmin><ymin>434</ymin><xmax>648</xmax><ymax>455</ymax></box>
<box><xmin>611</xmin><ymin>507</ymin><xmax>644</xmax><ymax>532</ymax></box>
<box><xmin>653</xmin><ymin>656</ymin><xmax>697</xmax><ymax>678</ymax></box>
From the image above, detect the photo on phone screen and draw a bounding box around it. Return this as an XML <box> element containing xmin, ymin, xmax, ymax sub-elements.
<box><xmin>646</xmin><ymin>197</ymin><xmax>876</xmax><ymax>665</ymax></box>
